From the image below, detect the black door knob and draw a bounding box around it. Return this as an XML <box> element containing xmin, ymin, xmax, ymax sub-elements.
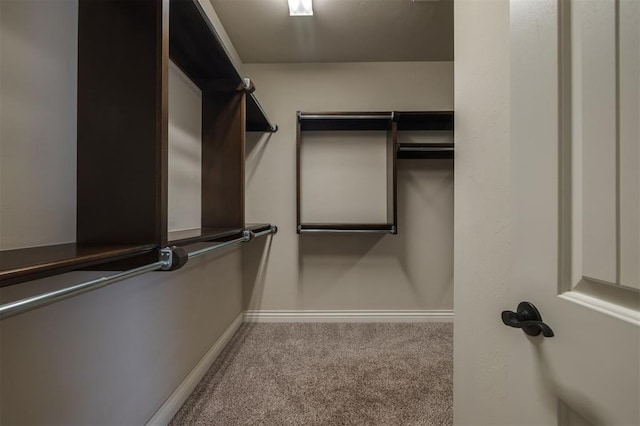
<box><xmin>501</xmin><ymin>301</ymin><xmax>554</xmax><ymax>337</ymax></box>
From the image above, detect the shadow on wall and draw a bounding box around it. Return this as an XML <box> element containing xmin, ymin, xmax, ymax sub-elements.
<box><xmin>242</xmin><ymin>236</ymin><xmax>273</xmax><ymax>311</ymax></box>
<box><xmin>241</xmin><ymin>149</ymin><xmax>453</xmax><ymax>311</ymax></box>
<box><xmin>396</xmin><ymin>158</ymin><xmax>454</xmax><ymax>307</ymax></box>
<box><xmin>293</xmin><ymin>159</ymin><xmax>454</xmax><ymax>310</ymax></box>
<box><xmin>297</xmin><ymin>233</ymin><xmax>388</xmax><ymax>308</ymax></box>
<box><xmin>246</xmin><ymin>132</ymin><xmax>272</xmax><ymax>186</ymax></box>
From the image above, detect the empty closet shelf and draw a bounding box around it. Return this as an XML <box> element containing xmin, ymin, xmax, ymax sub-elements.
<box><xmin>168</xmin><ymin>224</ymin><xmax>277</xmax><ymax>246</ymax></box>
<box><xmin>397</xmin><ymin>143</ymin><xmax>454</xmax><ymax>159</ymax></box>
<box><xmin>395</xmin><ymin>111</ymin><xmax>454</xmax><ymax>131</ymax></box>
<box><xmin>298</xmin><ymin>224</ymin><xmax>396</xmax><ymax>234</ymax></box>
<box><xmin>167</xmin><ymin>227</ymin><xmax>245</xmax><ymax>245</ymax></box>
<box><xmin>298</xmin><ymin>112</ymin><xmax>393</xmax><ymax>131</ymax></box>
<box><xmin>170</xmin><ymin>0</ymin><xmax>276</xmax><ymax>133</ymax></box>
<box><xmin>0</xmin><ymin>243</ymin><xmax>158</xmax><ymax>287</ymax></box>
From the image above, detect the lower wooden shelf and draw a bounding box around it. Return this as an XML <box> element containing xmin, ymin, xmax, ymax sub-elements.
<box><xmin>1</xmin><ymin>224</ymin><xmax>277</xmax><ymax>287</ymax></box>
<box><xmin>0</xmin><ymin>243</ymin><xmax>158</xmax><ymax>287</ymax></box>
<box><xmin>167</xmin><ymin>227</ymin><xmax>244</xmax><ymax>246</ymax></box>
<box><xmin>168</xmin><ymin>224</ymin><xmax>273</xmax><ymax>246</ymax></box>
<box><xmin>298</xmin><ymin>223</ymin><xmax>396</xmax><ymax>234</ymax></box>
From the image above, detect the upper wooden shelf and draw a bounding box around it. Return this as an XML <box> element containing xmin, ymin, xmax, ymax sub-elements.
<box><xmin>169</xmin><ymin>0</ymin><xmax>239</xmax><ymax>87</ymax></box>
<box><xmin>298</xmin><ymin>112</ymin><xmax>393</xmax><ymax>131</ymax></box>
<box><xmin>395</xmin><ymin>111</ymin><xmax>454</xmax><ymax>131</ymax></box>
<box><xmin>167</xmin><ymin>223</ymin><xmax>274</xmax><ymax>246</ymax></box>
<box><xmin>169</xmin><ymin>0</ymin><xmax>276</xmax><ymax>132</ymax></box>
<box><xmin>0</xmin><ymin>243</ymin><xmax>158</xmax><ymax>287</ymax></box>
<box><xmin>167</xmin><ymin>227</ymin><xmax>244</xmax><ymax>246</ymax></box>
<box><xmin>298</xmin><ymin>111</ymin><xmax>454</xmax><ymax>132</ymax></box>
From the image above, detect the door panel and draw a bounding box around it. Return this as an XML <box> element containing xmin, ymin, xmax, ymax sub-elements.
<box><xmin>571</xmin><ymin>0</ymin><xmax>640</xmax><ymax>294</ymax></box>
<box><xmin>455</xmin><ymin>0</ymin><xmax>639</xmax><ymax>424</ymax></box>
<box><xmin>578</xmin><ymin>0</ymin><xmax>618</xmax><ymax>284</ymax></box>
<box><xmin>619</xmin><ymin>0</ymin><xmax>640</xmax><ymax>291</ymax></box>
<box><xmin>510</xmin><ymin>0</ymin><xmax>639</xmax><ymax>424</ymax></box>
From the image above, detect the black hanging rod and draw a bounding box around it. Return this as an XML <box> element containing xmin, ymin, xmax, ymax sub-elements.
<box><xmin>397</xmin><ymin>143</ymin><xmax>454</xmax><ymax>159</ymax></box>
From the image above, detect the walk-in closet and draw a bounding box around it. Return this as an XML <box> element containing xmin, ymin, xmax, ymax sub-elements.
<box><xmin>2</xmin><ymin>0</ymin><xmax>638</xmax><ymax>425</ymax></box>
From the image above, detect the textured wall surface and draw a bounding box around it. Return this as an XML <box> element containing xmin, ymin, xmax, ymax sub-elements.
<box><xmin>453</xmin><ymin>0</ymin><xmax>512</xmax><ymax>424</ymax></box>
<box><xmin>0</xmin><ymin>0</ymin><xmax>78</xmax><ymax>250</ymax></box>
<box><xmin>242</xmin><ymin>62</ymin><xmax>454</xmax><ymax>312</ymax></box>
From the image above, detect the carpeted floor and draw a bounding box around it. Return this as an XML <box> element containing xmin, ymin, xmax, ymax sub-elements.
<box><xmin>170</xmin><ymin>322</ymin><xmax>453</xmax><ymax>425</ymax></box>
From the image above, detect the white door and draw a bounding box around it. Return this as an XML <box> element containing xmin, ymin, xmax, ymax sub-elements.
<box><xmin>455</xmin><ymin>0</ymin><xmax>640</xmax><ymax>425</ymax></box>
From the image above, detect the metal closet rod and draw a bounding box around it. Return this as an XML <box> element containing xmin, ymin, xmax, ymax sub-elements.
<box><xmin>0</xmin><ymin>226</ymin><xmax>278</xmax><ymax>321</ymax></box>
<box><xmin>186</xmin><ymin>226</ymin><xmax>276</xmax><ymax>259</ymax></box>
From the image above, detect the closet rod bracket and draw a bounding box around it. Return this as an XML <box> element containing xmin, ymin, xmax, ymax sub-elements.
<box><xmin>160</xmin><ymin>246</ymin><xmax>190</xmax><ymax>271</ymax></box>
<box><xmin>242</xmin><ymin>78</ymin><xmax>256</xmax><ymax>93</ymax></box>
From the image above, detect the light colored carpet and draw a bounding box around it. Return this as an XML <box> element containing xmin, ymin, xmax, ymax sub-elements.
<box><xmin>170</xmin><ymin>323</ymin><xmax>453</xmax><ymax>425</ymax></box>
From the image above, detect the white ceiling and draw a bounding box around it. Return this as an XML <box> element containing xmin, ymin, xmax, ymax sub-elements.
<box><xmin>209</xmin><ymin>0</ymin><xmax>454</xmax><ymax>63</ymax></box>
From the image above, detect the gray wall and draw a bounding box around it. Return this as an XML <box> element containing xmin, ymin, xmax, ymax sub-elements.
<box><xmin>0</xmin><ymin>253</ymin><xmax>243</xmax><ymax>425</ymax></box>
<box><xmin>453</xmin><ymin>0</ymin><xmax>512</xmax><ymax>424</ymax></box>
<box><xmin>242</xmin><ymin>62</ymin><xmax>454</xmax><ymax>312</ymax></box>
<box><xmin>0</xmin><ymin>0</ymin><xmax>78</xmax><ymax>250</ymax></box>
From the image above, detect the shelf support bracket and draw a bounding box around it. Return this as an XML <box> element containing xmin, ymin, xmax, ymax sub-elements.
<box><xmin>160</xmin><ymin>247</ymin><xmax>190</xmax><ymax>271</ymax></box>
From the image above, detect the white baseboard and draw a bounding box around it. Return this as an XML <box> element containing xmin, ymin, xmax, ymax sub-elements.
<box><xmin>146</xmin><ymin>312</ymin><xmax>244</xmax><ymax>426</ymax></box>
<box><xmin>243</xmin><ymin>309</ymin><xmax>454</xmax><ymax>323</ymax></box>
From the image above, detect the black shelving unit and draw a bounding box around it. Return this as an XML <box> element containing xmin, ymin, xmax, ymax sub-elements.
<box><xmin>395</xmin><ymin>111</ymin><xmax>454</xmax><ymax>131</ymax></box>
<box><xmin>397</xmin><ymin>143</ymin><xmax>454</xmax><ymax>159</ymax></box>
<box><xmin>296</xmin><ymin>112</ymin><xmax>398</xmax><ymax>234</ymax></box>
<box><xmin>296</xmin><ymin>111</ymin><xmax>455</xmax><ymax>235</ymax></box>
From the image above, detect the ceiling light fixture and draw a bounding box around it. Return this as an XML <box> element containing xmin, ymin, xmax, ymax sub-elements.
<box><xmin>288</xmin><ymin>0</ymin><xmax>313</xmax><ymax>16</ymax></box>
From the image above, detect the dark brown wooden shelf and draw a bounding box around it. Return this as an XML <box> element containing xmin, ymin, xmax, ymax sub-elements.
<box><xmin>169</xmin><ymin>0</ymin><xmax>241</xmax><ymax>88</ymax></box>
<box><xmin>395</xmin><ymin>111</ymin><xmax>454</xmax><ymax>131</ymax></box>
<box><xmin>298</xmin><ymin>224</ymin><xmax>396</xmax><ymax>234</ymax></box>
<box><xmin>170</xmin><ymin>0</ymin><xmax>276</xmax><ymax>133</ymax></box>
<box><xmin>299</xmin><ymin>112</ymin><xmax>393</xmax><ymax>131</ymax></box>
<box><xmin>297</xmin><ymin>111</ymin><xmax>454</xmax><ymax>132</ymax></box>
<box><xmin>297</xmin><ymin>111</ymin><xmax>397</xmax><ymax>235</ymax></box>
<box><xmin>0</xmin><ymin>243</ymin><xmax>158</xmax><ymax>287</ymax></box>
<box><xmin>397</xmin><ymin>143</ymin><xmax>454</xmax><ymax>159</ymax></box>
<box><xmin>168</xmin><ymin>224</ymin><xmax>273</xmax><ymax>247</ymax></box>
<box><xmin>167</xmin><ymin>227</ymin><xmax>244</xmax><ymax>246</ymax></box>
